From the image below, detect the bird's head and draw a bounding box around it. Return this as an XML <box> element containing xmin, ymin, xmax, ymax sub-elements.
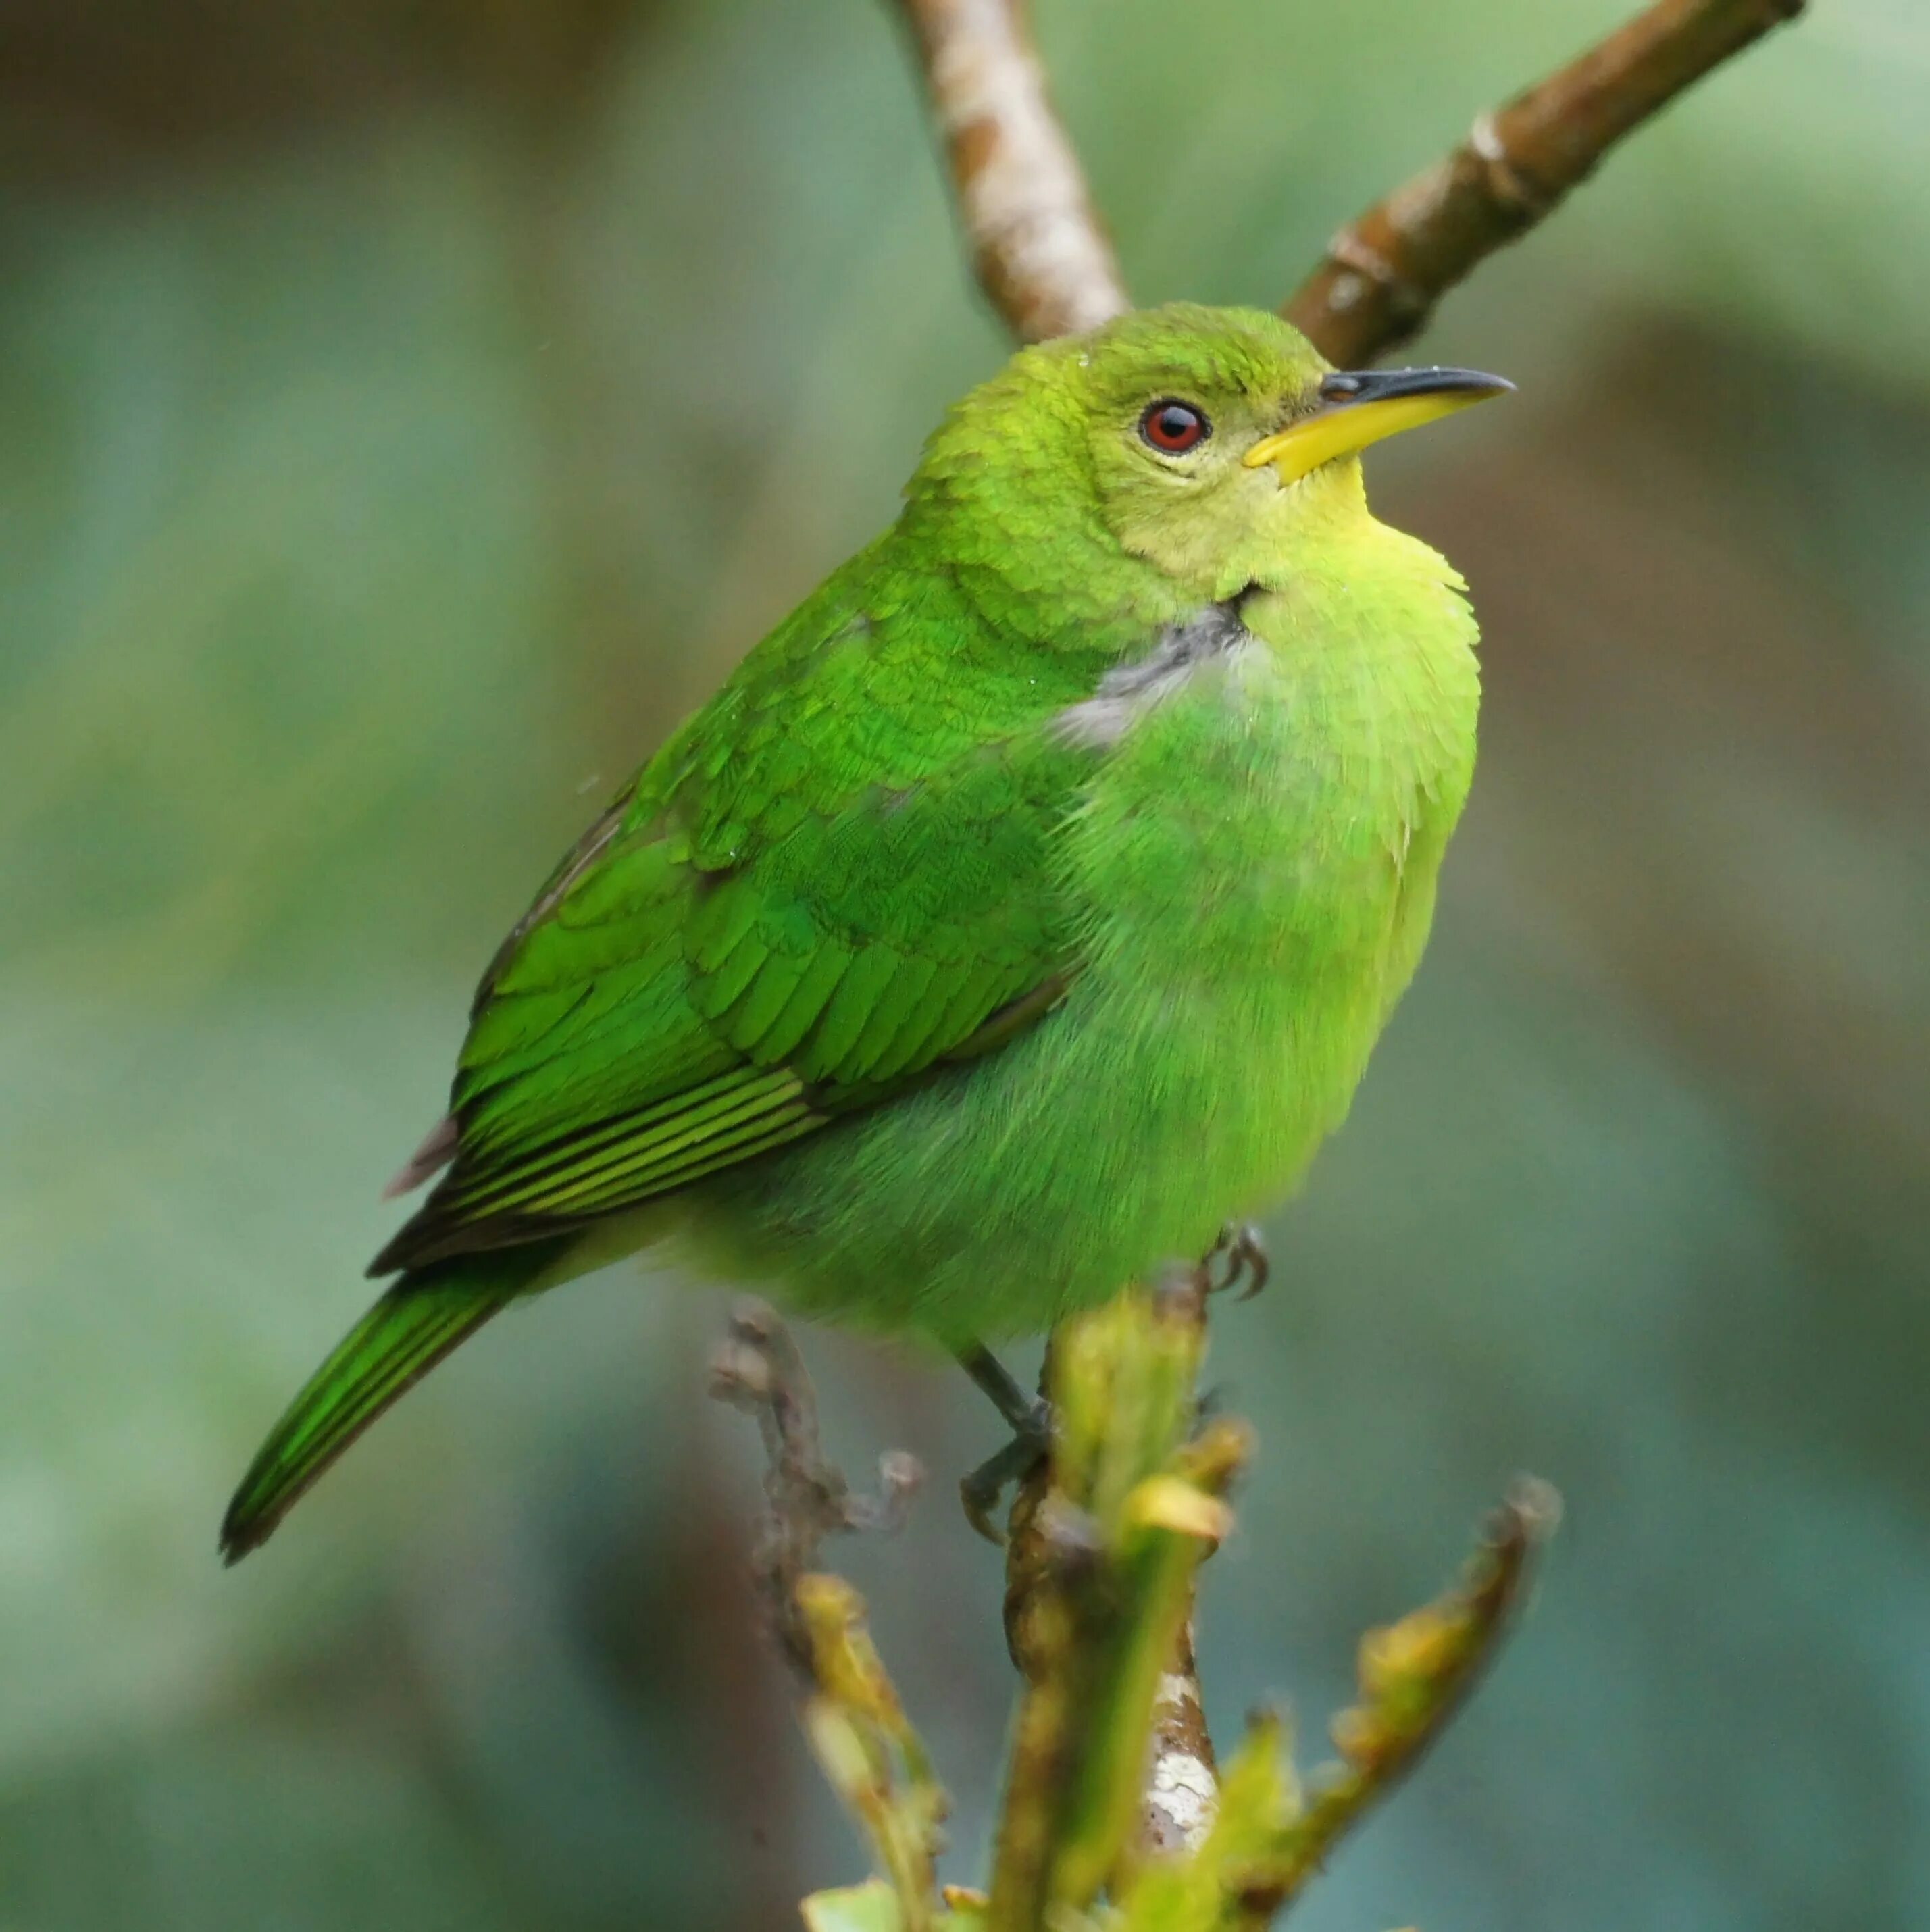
<box><xmin>907</xmin><ymin>302</ymin><xmax>1510</xmax><ymax>633</ymax></box>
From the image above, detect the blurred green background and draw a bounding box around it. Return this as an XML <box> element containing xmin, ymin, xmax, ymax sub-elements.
<box><xmin>2</xmin><ymin>0</ymin><xmax>1925</xmax><ymax>1925</ymax></box>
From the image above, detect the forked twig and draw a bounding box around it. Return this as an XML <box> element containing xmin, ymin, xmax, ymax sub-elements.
<box><xmin>1250</xmin><ymin>1480</ymin><xmax>1563</xmax><ymax>1919</ymax></box>
<box><xmin>1285</xmin><ymin>0</ymin><xmax>1807</xmax><ymax>365</ymax></box>
<box><xmin>888</xmin><ymin>0</ymin><xmax>1804</xmax><ymax>362</ymax></box>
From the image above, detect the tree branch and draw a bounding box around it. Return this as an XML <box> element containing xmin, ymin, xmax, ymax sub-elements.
<box><xmin>1142</xmin><ymin>1613</ymin><xmax>1219</xmax><ymax>1856</ymax></box>
<box><xmin>1285</xmin><ymin>0</ymin><xmax>1806</xmax><ymax>366</ymax></box>
<box><xmin>988</xmin><ymin>1292</ymin><xmax>1250</xmax><ymax>1926</ymax></box>
<box><xmin>709</xmin><ymin>1300</ymin><xmax>922</xmax><ymax>1679</ymax></box>
<box><xmin>1131</xmin><ymin>1261</ymin><xmax>1230</xmax><ymax>1858</ymax></box>
<box><xmin>886</xmin><ymin>0</ymin><xmax>1129</xmax><ymax>342</ymax></box>
<box><xmin>1000</xmin><ymin>1265</ymin><xmax>1236</xmax><ymax>1875</ymax></box>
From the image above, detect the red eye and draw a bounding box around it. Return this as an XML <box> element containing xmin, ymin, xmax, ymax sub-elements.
<box><xmin>1140</xmin><ymin>399</ymin><xmax>1209</xmax><ymax>454</ymax></box>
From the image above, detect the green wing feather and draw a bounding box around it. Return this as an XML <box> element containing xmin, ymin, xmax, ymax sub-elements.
<box><xmin>374</xmin><ymin>548</ymin><xmax>1114</xmax><ymax>1275</ymax></box>
<box><xmin>219</xmin><ymin>1244</ymin><xmax>565</xmax><ymax>1562</ymax></box>
<box><xmin>227</xmin><ymin>538</ymin><xmax>1127</xmax><ymax>1557</ymax></box>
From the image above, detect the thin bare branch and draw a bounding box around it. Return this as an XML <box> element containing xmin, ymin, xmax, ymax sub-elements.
<box><xmin>1285</xmin><ymin>0</ymin><xmax>1806</xmax><ymax>365</ymax></box>
<box><xmin>888</xmin><ymin>0</ymin><xmax>1129</xmax><ymax>341</ymax></box>
<box><xmin>999</xmin><ymin>1267</ymin><xmax>1237</xmax><ymax>1885</ymax></box>
<box><xmin>709</xmin><ymin>1300</ymin><xmax>922</xmax><ymax>1678</ymax></box>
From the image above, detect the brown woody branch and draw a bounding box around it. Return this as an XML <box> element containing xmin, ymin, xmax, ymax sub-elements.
<box><xmin>709</xmin><ymin>1300</ymin><xmax>922</xmax><ymax>1679</ymax></box>
<box><xmin>886</xmin><ymin>0</ymin><xmax>1129</xmax><ymax>342</ymax></box>
<box><xmin>1142</xmin><ymin>1613</ymin><xmax>1219</xmax><ymax>1856</ymax></box>
<box><xmin>1285</xmin><ymin>0</ymin><xmax>1806</xmax><ymax>365</ymax></box>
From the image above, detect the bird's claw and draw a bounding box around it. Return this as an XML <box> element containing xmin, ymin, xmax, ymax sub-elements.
<box><xmin>959</xmin><ymin>1399</ymin><xmax>1052</xmax><ymax>1544</ymax></box>
<box><xmin>1207</xmin><ymin>1221</ymin><xmax>1270</xmax><ymax>1300</ymax></box>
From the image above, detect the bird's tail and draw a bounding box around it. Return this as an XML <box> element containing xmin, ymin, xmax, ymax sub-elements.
<box><xmin>220</xmin><ymin>1243</ymin><xmax>563</xmax><ymax>1563</ymax></box>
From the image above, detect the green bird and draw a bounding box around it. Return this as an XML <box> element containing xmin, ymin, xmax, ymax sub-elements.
<box><xmin>220</xmin><ymin>303</ymin><xmax>1507</xmax><ymax>1560</ymax></box>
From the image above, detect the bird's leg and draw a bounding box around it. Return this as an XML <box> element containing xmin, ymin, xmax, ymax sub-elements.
<box><xmin>1204</xmin><ymin>1220</ymin><xmax>1270</xmax><ymax>1301</ymax></box>
<box><xmin>958</xmin><ymin>1342</ymin><xmax>1042</xmax><ymax>1433</ymax></box>
<box><xmin>953</xmin><ymin>1229</ymin><xmax>1262</xmax><ymax>1542</ymax></box>
<box><xmin>956</xmin><ymin>1343</ymin><xmax>1051</xmax><ymax>1544</ymax></box>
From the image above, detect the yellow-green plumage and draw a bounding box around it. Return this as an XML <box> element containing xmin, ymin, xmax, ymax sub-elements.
<box><xmin>222</xmin><ymin>304</ymin><xmax>1498</xmax><ymax>1560</ymax></box>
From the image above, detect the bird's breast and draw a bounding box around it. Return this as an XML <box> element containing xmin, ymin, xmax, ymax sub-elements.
<box><xmin>1069</xmin><ymin>586</ymin><xmax>1475</xmax><ymax>966</ymax></box>
<box><xmin>1052</xmin><ymin>563</ymin><xmax>1479</xmax><ymax>1202</ymax></box>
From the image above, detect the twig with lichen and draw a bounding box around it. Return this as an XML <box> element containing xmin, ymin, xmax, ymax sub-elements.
<box><xmin>988</xmin><ymin>1290</ymin><xmax>1251</xmax><ymax>1924</ymax></box>
<box><xmin>996</xmin><ymin>1262</ymin><xmax>1236</xmax><ymax>1876</ymax></box>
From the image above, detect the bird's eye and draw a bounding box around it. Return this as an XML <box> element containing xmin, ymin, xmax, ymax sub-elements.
<box><xmin>1139</xmin><ymin>399</ymin><xmax>1210</xmax><ymax>455</ymax></box>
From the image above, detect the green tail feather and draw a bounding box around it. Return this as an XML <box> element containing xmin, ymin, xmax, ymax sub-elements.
<box><xmin>220</xmin><ymin>1246</ymin><xmax>560</xmax><ymax>1562</ymax></box>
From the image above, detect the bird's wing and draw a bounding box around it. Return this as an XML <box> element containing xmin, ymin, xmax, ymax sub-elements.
<box><xmin>373</xmin><ymin>550</ymin><xmax>1112</xmax><ymax>1274</ymax></box>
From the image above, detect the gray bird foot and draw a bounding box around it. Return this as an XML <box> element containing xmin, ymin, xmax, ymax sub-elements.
<box><xmin>960</xmin><ymin>1413</ymin><xmax>1050</xmax><ymax>1543</ymax></box>
<box><xmin>955</xmin><ymin>1343</ymin><xmax>1052</xmax><ymax>1543</ymax></box>
<box><xmin>1205</xmin><ymin>1221</ymin><xmax>1269</xmax><ymax>1300</ymax></box>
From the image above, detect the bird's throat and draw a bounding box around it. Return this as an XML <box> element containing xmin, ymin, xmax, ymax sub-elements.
<box><xmin>1052</xmin><ymin>600</ymin><xmax>1256</xmax><ymax>750</ymax></box>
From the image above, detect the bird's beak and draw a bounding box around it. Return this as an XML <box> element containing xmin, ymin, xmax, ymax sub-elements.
<box><xmin>1243</xmin><ymin>366</ymin><xmax>1514</xmax><ymax>486</ymax></box>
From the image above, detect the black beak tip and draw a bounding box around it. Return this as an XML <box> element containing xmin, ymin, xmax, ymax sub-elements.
<box><xmin>1319</xmin><ymin>365</ymin><xmax>1515</xmax><ymax>403</ymax></box>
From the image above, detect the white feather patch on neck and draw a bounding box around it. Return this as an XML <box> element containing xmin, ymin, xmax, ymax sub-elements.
<box><xmin>1052</xmin><ymin>603</ymin><xmax>1252</xmax><ymax>749</ymax></box>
